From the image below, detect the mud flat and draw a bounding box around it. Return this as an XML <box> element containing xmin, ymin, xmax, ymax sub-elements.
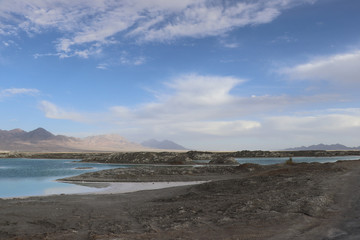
<box><xmin>1</xmin><ymin>160</ymin><xmax>360</xmax><ymax>239</ymax></box>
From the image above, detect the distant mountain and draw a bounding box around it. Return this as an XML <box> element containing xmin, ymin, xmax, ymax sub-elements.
<box><xmin>22</xmin><ymin>128</ymin><xmax>56</xmax><ymax>142</ymax></box>
<box><xmin>79</xmin><ymin>134</ymin><xmax>144</xmax><ymax>151</ymax></box>
<box><xmin>141</xmin><ymin>139</ymin><xmax>187</xmax><ymax>150</ymax></box>
<box><xmin>285</xmin><ymin>144</ymin><xmax>360</xmax><ymax>151</ymax></box>
<box><xmin>0</xmin><ymin>128</ymin><xmax>146</xmax><ymax>152</ymax></box>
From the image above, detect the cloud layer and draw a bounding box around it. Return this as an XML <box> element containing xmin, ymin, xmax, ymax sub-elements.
<box><xmin>38</xmin><ymin>73</ymin><xmax>350</xmax><ymax>149</ymax></box>
<box><xmin>0</xmin><ymin>0</ymin><xmax>316</xmax><ymax>58</ymax></box>
<box><xmin>281</xmin><ymin>50</ymin><xmax>360</xmax><ymax>85</ymax></box>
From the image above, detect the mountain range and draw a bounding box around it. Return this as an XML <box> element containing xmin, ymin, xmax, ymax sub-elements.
<box><xmin>0</xmin><ymin>128</ymin><xmax>186</xmax><ymax>152</ymax></box>
<box><xmin>285</xmin><ymin>144</ymin><xmax>360</xmax><ymax>151</ymax></box>
<box><xmin>1</xmin><ymin>129</ymin><xmax>355</xmax><ymax>152</ymax></box>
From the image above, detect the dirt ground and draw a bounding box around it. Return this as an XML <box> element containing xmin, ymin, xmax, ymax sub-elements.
<box><xmin>1</xmin><ymin>160</ymin><xmax>360</xmax><ymax>240</ymax></box>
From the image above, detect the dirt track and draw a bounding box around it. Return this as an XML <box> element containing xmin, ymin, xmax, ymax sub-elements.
<box><xmin>1</xmin><ymin>160</ymin><xmax>360</xmax><ymax>239</ymax></box>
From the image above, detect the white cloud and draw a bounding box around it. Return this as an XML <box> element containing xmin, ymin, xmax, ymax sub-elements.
<box><xmin>165</xmin><ymin>74</ymin><xmax>242</xmax><ymax>105</ymax></box>
<box><xmin>176</xmin><ymin>120</ymin><xmax>261</xmax><ymax>136</ymax></box>
<box><xmin>38</xmin><ymin>74</ymin><xmax>273</xmax><ymax>137</ymax></box>
<box><xmin>108</xmin><ymin>74</ymin><xmax>331</xmax><ymax>138</ymax></box>
<box><xmin>281</xmin><ymin>50</ymin><xmax>360</xmax><ymax>84</ymax></box>
<box><xmin>119</xmin><ymin>52</ymin><xmax>146</xmax><ymax>66</ymax></box>
<box><xmin>96</xmin><ymin>63</ymin><xmax>109</xmax><ymax>70</ymax></box>
<box><xmin>0</xmin><ymin>88</ymin><xmax>40</xmax><ymax>98</ymax></box>
<box><xmin>137</xmin><ymin>2</ymin><xmax>278</xmax><ymax>41</ymax></box>
<box><xmin>93</xmin><ymin>53</ymin><xmax>146</xmax><ymax>70</ymax></box>
<box><xmin>39</xmin><ymin>100</ymin><xmax>85</xmax><ymax>122</ymax></box>
<box><xmin>266</xmin><ymin>114</ymin><xmax>360</xmax><ymax>132</ymax></box>
<box><xmin>36</xmin><ymin>73</ymin><xmax>357</xmax><ymax>150</ymax></box>
<box><xmin>2</xmin><ymin>40</ymin><xmax>15</xmax><ymax>47</ymax></box>
<box><xmin>0</xmin><ymin>0</ymin><xmax>316</xmax><ymax>58</ymax></box>
<box><xmin>271</xmin><ymin>33</ymin><xmax>297</xmax><ymax>44</ymax></box>
<box><xmin>257</xmin><ymin>108</ymin><xmax>360</xmax><ymax>148</ymax></box>
<box><xmin>222</xmin><ymin>42</ymin><xmax>240</xmax><ymax>48</ymax></box>
<box><xmin>110</xmin><ymin>74</ymin><xmax>246</xmax><ymax>124</ymax></box>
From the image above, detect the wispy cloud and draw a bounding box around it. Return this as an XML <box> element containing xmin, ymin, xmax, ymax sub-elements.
<box><xmin>271</xmin><ymin>33</ymin><xmax>298</xmax><ymax>44</ymax></box>
<box><xmin>222</xmin><ymin>42</ymin><xmax>240</xmax><ymax>48</ymax></box>
<box><xmin>119</xmin><ymin>51</ymin><xmax>146</xmax><ymax>66</ymax></box>
<box><xmin>0</xmin><ymin>0</ymin><xmax>317</xmax><ymax>58</ymax></box>
<box><xmin>2</xmin><ymin>40</ymin><xmax>16</xmax><ymax>47</ymax></box>
<box><xmin>0</xmin><ymin>88</ymin><xmax>40</xmax><ymax>98</ymax></box>
<box><xmin>96</xmin><ymin>63</ymin><xmax>109</xmax><ymax>70</ymax></box>
<box><xmin>39</xmin><ymin>100</ymin><xmax>85</xmax><ymax>122</ymax></box>
<box><xmin>94</xmin><ymin>52</ymin><xmax>146</xmax><ymax>70</ymax></box>
<box><xmin>280</xmin><ymin>50</ymin><xmax>360</xmax><ymax>85</ymax></box>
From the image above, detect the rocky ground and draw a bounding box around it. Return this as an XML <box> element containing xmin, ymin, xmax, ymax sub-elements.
<box><xmin>60</xmin><ymin>164</ymin><xmax>268</xmax><ymax>182</ymax></box>
<box><xmin>1</xmin><ymin>160</ymin><xmax>360</xmax><ymax>239</ymax></box>
<box><xmin>2</xmin><ymin>150</ymin><xmax>360</xmax><ymax>163</ymax></box>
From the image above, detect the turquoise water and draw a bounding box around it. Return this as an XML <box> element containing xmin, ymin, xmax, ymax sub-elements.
<box><xmin>0</xmin><ymin>158</ymin><xmax>128</xmax><ymax>198</ymax></box>
<box><xmin>236</xmin><ymin>156</ymin><xmax>360</xmax><ymax>165</ymax></box>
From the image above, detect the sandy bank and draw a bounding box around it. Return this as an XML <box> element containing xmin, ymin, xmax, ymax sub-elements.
<box><xmin>74</xmin><ymin>181</ymin><xmax>208</xmax><ymax>195</ymax></box>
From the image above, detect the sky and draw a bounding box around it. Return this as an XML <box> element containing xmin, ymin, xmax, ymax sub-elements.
<box><xmin>1</xmin><ymin>0</ymin><xmax>360</xmax><ymax>151</ymax></box>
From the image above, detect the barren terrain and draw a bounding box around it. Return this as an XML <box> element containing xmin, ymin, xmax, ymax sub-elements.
<box><xmin>1</xmin><ymin>160</ymin><xmax>360</xmax><ymax>239</ymax></box>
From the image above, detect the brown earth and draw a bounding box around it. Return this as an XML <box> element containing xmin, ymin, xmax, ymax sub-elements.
<box><xmin>1</xmin><ymin>160</ymin><xmax>360</xmax><ymax>239</ymax></box>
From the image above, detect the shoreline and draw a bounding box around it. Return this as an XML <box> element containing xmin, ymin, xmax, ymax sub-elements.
<box><xmin>2</xmin><ymin>160</ymin><xmax>360</xmax><ymax>239</ymax></box>
<box><xmin>1</xmin><ymin>181</ymin><xmax>208</xmax><ymax>200</ymax></box>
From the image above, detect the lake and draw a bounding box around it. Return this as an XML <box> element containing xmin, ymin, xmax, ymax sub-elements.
<box><xmin>236</xmin><ymin>156</ymin><xmax>360</xmax><ymax>165</ymax></box>
<box><xmin>0</xmin><ymin>158</ymin><xmax>128</xmax><ymax>198</ymax></box>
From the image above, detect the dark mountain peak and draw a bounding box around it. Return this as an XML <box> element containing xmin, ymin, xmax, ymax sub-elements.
<box><xmin>31</xmin><ymin>127</ymin><xmax>49</xmax><ymax>132</ymax></box>
<box><xmin>25</xmin><ymin>128</ymin><xmax>55</xmax><ymax>141</ymax></box>
<box><xmin>141</xmin><ymin>139</ymin><xmax>187</xmax><ymax>150</ymax></box>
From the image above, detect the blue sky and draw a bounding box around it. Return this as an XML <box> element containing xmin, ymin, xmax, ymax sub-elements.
<box><xmin>1</xmin><ymin>0</ymin><xmax>360</xmax><ymax>150</ymax></box>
